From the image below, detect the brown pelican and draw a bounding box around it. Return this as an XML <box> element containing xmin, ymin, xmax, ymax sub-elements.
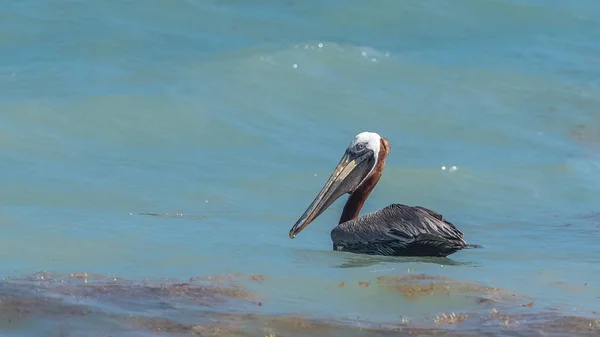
<box><xmin>288</xmin><ymin>132</ymin><xmax>476</xmax><ymax>257</ymax></box>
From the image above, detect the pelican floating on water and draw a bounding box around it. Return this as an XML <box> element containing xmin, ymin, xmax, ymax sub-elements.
<box><xmin>289</xmin><ymin>132</ymin><xmax>476</xmax><ymax>257</ymax></box>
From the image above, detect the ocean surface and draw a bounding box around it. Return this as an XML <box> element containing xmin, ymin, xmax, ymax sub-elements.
<box><xmin>2</xmin><ymin>0</ymin><xmax>600</xmax><ymax>336</ymax></box>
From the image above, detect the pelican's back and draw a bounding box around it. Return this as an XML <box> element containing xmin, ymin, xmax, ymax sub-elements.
<box><xmin>331</xmin><ymin>204</ymin><xmax>467</xmax><ymax>257</ymax></box>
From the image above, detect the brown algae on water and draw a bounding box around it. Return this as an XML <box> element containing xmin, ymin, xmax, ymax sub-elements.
<box><xmin>374</xmin><ymin>274</ymin><xmax>511</xmax><ymax>303</ymax></box>
<box><xmin>1</xmin><ymin>271</ymin><xmax>600</xmax><ymax>336</ymax></box>
<box><xmin>249</xmin><ymin>275</ymin><xmax>267</xmax><ymax>282</ymax></box>
<box><xmin>434</xmin><ymin>312</ymin><xmax>469</xmax><ymax>325</ymax></box>
<box><xmin>137</xmin><ymin>212</ymin><xmax>207</xmax><ymax>219</ymax></box>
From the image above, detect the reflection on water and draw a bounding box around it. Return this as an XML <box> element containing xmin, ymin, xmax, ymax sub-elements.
<box><xmin>335</xmin><ymin>254</ymin><xmax>473</xmax><ymax>269</ymax></box>
<box><xmin>1</xmin><ymin>271</ymin><xmax>598</xmax><ymax>336</ymax></box>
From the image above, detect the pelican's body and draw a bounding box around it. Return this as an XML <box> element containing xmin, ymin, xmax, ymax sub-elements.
<box><xmin>331</xmin><ymin>204</ymin><xmax>467</xmax><ymax>257</ymax></box>
<box><xmin>289</xmin><ymin>132</ymin><xmax>473</xmax><ymax>258</ymax></box>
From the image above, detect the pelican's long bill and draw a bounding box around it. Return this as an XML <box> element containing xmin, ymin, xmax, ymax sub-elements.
<box><xmin>289</xmin><ymin>148</ymin><xmax>376</xmax><ymax>239</ymax></box>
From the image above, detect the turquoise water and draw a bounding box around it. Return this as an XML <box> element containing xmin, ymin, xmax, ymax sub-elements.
<box><xmin>2</xmin><ymin>0</ymin><xmax>600</xmax><ymax>335</ymax></box>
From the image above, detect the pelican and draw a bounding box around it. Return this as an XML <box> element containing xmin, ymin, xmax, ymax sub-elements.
<box><xmin>288</xmin><ymin>132</ymin><xmax>476</xmax><ymax>257</ymax></box>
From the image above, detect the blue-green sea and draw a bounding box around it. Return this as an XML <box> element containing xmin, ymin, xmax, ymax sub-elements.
<box><xmin>2</xmin><ymin>1</ymin><xmax>600</xmax><ymax>336</ymax></box>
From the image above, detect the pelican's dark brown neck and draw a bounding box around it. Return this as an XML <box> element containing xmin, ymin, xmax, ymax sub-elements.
<box><xmin>339</xmin><ymin>137</ymin><xmax>390</xmax><ymax>224</ymax></box>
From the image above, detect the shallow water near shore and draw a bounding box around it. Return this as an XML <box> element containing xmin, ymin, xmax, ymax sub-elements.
<box><xmin>2</xmin><ymin>0</ymin><xmax>600</xmax><ymax>336</ymax></box>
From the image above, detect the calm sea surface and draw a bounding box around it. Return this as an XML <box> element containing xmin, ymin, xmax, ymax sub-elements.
<box><xmin>2</xmin><ymin>0</ymin><xmax>600</xmax><ymax>336</ymax></box>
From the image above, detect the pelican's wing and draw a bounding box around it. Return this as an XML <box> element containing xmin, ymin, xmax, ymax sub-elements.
<box><xmin>331</xmin><ymin>204</ymin><xmax>466</xmax><ymax>254</ymax></box>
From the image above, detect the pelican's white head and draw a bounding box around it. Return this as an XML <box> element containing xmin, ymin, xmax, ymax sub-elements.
<box><xmin>348</xmin><ymin>131</ymin><xmax>381</xmax><ymax>163</ymax></box>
